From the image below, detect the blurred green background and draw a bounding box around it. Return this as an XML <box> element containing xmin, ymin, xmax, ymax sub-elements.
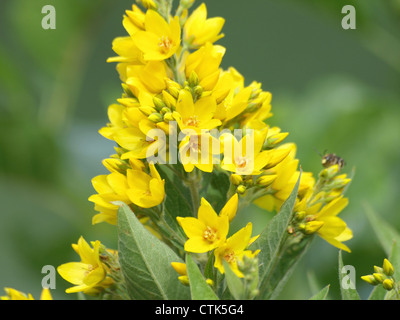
<box><xmin>0</xmin><ymin>0</ymin><xmax>399</xmax><ymax>300</ymax></box>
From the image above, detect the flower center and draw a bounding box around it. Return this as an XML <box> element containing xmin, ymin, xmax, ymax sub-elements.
<box><xmin>143</xmin><ymin>189</ymin><xmax>152</xmax><ymax>196</ymax></box>
<box><xmin>185</xmin><ymin>116</ymin><xmax>200</xmax><ymax>127</ymax></box>
<box><xmin>235</xmin><ymin>156</ymin><xmax>248</xmax><ymax>169</ymax></box>
<box><xmin>203</xmin><ymin>226</ymin><xmax>217</xmax><ymax>243</ymax></box>
<box><xmin>224</xmin><ymin>250</ymin><xmax>236</xmax><ymax>263</ymax></box>
<box><xmin>158</xmin><ymin>36</ymin><xmax>172</xmax><ymax>53</ymax></box>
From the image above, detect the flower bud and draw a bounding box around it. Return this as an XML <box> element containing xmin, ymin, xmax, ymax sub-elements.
<box><xmin>148</xmin><ymin>113</ymin><xmax>163</xmax><ymax>123</ymax></box>
<box><xmin>230</xmin><ymin>174</ymin><xmax>243</xmax><ymax>186</ymax></box>
<box><xmin>139</xmin><ymin>106</ymin><xmax>157</xmax><ymax>116</ymax></box>
<box><xmin>361</xmin><ymin>275</ymin><xmax>379</xmax><ymax>286</ymax></box>
<box><xmin>188</xmin><ymin>71</ymin><xmax>199</xmax><ymax>87</ymax></box>
<box><xmin>383</xmin><ymin>259</ymin><xmax>395</xmax><ymax>277</ymax></box>
<box><xmin>372</xmin><ymin>272</ymin><xmax>385</xmax><ymax>283</ymax></box>
<box><xmin>304</xmin><ymin>221</ymin><xmax>324</xmax><ymax>235</ymax></box>
<box><xmin>153</xmin><ymin>97</ymin><xmax>166</xmax><ymax>111</ymax></box>
<box><xmin>295</xmin><ymin>211</ymin><xmax>306</xmax><ymax>221</ymax></box>
<box><xmin>374</xmin><ymin>266</ymin><xmax>383</xmax><ymax>274</ymax></box>
<box><xmin>382</xmin><ymin>278</ymin><xmax>395</xmax><ymax>291</ymax></box>
<box><xmin>178</xmin><ymin>275</ymin><xmax>189</xmax><ymax>286</ymax></box>
<box><xmin>193</xmin><ymin>85</ymin><xmax>204</xmax><ymax>98</ymax></box>
<box><xmin>160</xmin><ymin>107</ymin><xmax>171</xmax><ymax>115</ymax></box>
<box><xmin>163</xmin><ymin>112</ymin><xmax>174</xmax><ymax>122</ymax></box>
<box><xmin>256</xmin><ymin>175</ymin><xmax>277</xmax><ymax>187</ymax></box>
<box><xmin>237</xmin><ymin>185</ymin><xmax>246</xmax><ymax>194</ymax></box>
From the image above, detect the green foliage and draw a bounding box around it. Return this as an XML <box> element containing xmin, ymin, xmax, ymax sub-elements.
<box><xmin>309</xmin><ymin>285</ymin><xmax>330</xmax><ymax>300</ymax></box>
<box><xmin>249</xmin><ymin>172</ymin><xmax>312</xmax><ymax>299</ymax></box>
<box><xmin>117</xmin><ymin>203</ymin><xmax>190</xmax><ymax>300</ymax></box>
<box><xmin>186</xmin><ymin>254</ymin><xmax>219</xmax><ymax>300</ymax></box>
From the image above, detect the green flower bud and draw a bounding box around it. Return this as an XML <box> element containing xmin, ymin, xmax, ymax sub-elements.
<box><xmin>153</xmin><ymin>97</ymin><xmax>166</xmax><ymax>111</ymax></box>
<box><xmin>148</xmin><ymin>113</ymin><xmax>163</xmax><ymax>123</ymax></box>
<box><xmin>188</xmin><ymin>71</ymin><xmax>199</xmax><ymax>87</ymax></box>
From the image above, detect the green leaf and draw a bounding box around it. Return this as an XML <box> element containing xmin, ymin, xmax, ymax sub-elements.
<box><xmin>250</xmin><ymin>170</ymin><xmax>312</xmax><ymax>299</ymax></box>
<box><xmin>364</xmin><ymin>202</ymin><xmax>400</xmax><ymax>256</ymax></box>
<box><xmin>222</xmin><ymin>260</ymin><xmax>245</xmax><ymax>300</ymax></box>
<box><xmin>117</xmin><ymin>203</ymin><xmax>190</xmax><ymax>300</ymax></box>
<box><xmin>338</xmin><ymin>250</ymin><xmax>360</xmax><ymax>300</ymax></box>
<box><xmin>309</xmin><ymin>285</ymin><xmax>330</xmax><ymax>300</ymax></box>
<box><xmin>186</xmin><ymin>254</ymin><xmax>219</xmax><ymax>300</ymax></box>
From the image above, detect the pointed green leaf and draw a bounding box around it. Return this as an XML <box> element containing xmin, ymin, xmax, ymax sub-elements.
<box><xmin>250</xmin><ymin>170</ymin><xmax>312</xmax><ymax>299</ymax></box>
<box><xmin>222</xmin><ymin>260</ymin><xmax>245</xmax><ymax>300</ymax></box>
<box><xmin>364</xmin><ymin>202</ymin><xmax>400</xmax><ymax>256</ymax></box>
<box><xmin>186</xmin><ymin>254</ymin><xmax>219</xmax><ymax>300</ymax></box>
<box><xmin>117</xmin><ymin>202</ymin><xmax>190</xmax><ymax>300</ymax></box>
<box><xmin>309</xmin><ymin>285</ymin><xmax>330</xmax><ymax>300</ymax></box>
<box><xmin>338</xmin><ymin>250</ymin><xmax>360</xmax><ymax>300</ymax></box>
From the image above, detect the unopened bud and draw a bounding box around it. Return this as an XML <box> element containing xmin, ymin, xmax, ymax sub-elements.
<box><xmin>237</xmin><ymin>185</ymin><xmax>246</xmax><ymax>194</ymax></box>
<box><xmin>188</xmin><ymin>71</ymin><xmax>199</xmax><ymax>87</ymax></box>
<box><xmin>383</xmin><ymin>259</ymin><xmax>395</xmax><ymax>277</ymax></box>
<box><xmin>256</xmin><ymin>175</ymin><xmax>277</xmax><ymax>187</ymax></box>
<box><xmin>372</xmin><ymin>272</ymin><xmax>385</xmax><ymax>283</ymax></box>
<box><xmin>163</xmin><ymin>112</ymin><xmax>174</xmax><ymax>122</ymax></box>
<box><xmin>361</xmin><ymin>275</ymin><xmax>380</xmax><ymax>286</ymax></box>
<box><xmin>153</xmin><ymin>97</ymin><xmax>166</xmax><ymax>111</ymax></box>
<box><xmin>193</xmin><ymin>85</ymin><xmax>204</xmax><ymax>98</ymax></box>
<box><xmin>382</xmin><ymin>278</ymin><xmax>395</xmax><ymax>291</ymax></box>
<box><xmin>160</xmin><ymin>107</ymin><xmax>171</xmax><ymax>115</ymax></box>
<box><xmin>148</xmin><ymin>113</ymin><xmax>163</xmax><ymax>123</ymax></box>
<box><xmin>139</xmin><ymin>106</ymin><xmax>157</xmax><ymax>116</ymax></box>
<box><xmin>374</xmin><ymin>266</ymin><xmax>384</xmax><ymax>274</ymax></box>
<box><xmin>178</xmin><ymin>275</ymin><xmax>189</xmax><ymax>286</ymax></box>
<box><xmin>295</xmin><ymin>211</ymin><xmax>306</xmax><ymax>221</ymax></box>
<box><xmin>230</xmin><ymin>174</ymin><xmax>243</xmax><ymax>186</ymax></box>
<box><xmin>304</xmin><ymin>221</ymin><xmax>324</xmax><ymax>235</ymax></box>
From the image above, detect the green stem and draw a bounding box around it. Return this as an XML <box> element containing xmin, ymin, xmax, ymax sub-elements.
<box><xmin>185</xmin><ymin>170</ymin><xmax>202</xmax><ymax>215</ymax></box>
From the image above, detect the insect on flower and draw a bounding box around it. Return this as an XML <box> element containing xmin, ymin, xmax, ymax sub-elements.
<box><xmin>315</xmin><ymin>148</ymin><xmax>345</xmax><ymax>170</ymax></box>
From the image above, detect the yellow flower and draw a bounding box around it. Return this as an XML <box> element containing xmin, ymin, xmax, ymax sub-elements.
<box><xmin>134</xmin><ymin>10</ymin><xmax>181</xmax><ymax>61</ymax></box>
<box><xmin>173</xmin><ymin>90</ymin><xmax>221</xmax><ymax>132</ymax></box>
<box><xmin>89</xmin><ymin>171</ymin><xmax>131</xmax><ymax>225</ymax></box>
<box><xmin>122</xmin><ymin>4</ymin><xmax>146</xmax><ymax>37</ymax></box>
<box><xmin>214</xmin><ymin>223</ymin><xmax>259</xmax><ymax>277</ymax></box>
<box><xmin>312</xmin><ymin>196</ymin><xmax>353</xmax><ymax>252</ymax></box>
<box><xmin>177</xmin><ymin>198</ymin><xmax>229</xmax><ymax>253</ymax></box>
<box><xmin>220</xmin><ymin>129</ymin><xmax>289</xmax><ymax>176</ymax></box>
<box><xmin>184</xmin><ymin>3</ymin><xmax>225</xmax><ymax>47</ymax></box>
<box><xmin>125</xmin><ymin>60</ymin><xmax>168</xmax><ymax>97</ymax></box>
<box><xmin>219</xmin><ymin>193</ymin><xmax>239</xmax><ymax>222</ymax></box>
<box><xmin>179</xmin><ymin>132</ymin><xmax>220</xmax><ymax>173</ymax></box>
<box><xmin>1</xmin><ymin>288</ymin><xmax>53</xmax><ymax>300</ymax></box>
<box><xmin>107</xmin><ymin>36</ymin><xmax>144</xmax><ymax>66</ymax></box>
<box><xmin>254</xmin><ymin>144</ymin><xmax>315</xmax><ymax>212</ymax></box>
<box><xmin>126</xmin><ymin>163</ymin><xmax>165</xmax><ymax>208</ymax></box>
<box><xmin>185</xmin><ymin>43</ymin><xmax>225</xmax><ymax>91</ymax></box>
<box><xmin>57</xmin><ymin>237</ymin><xmax>113</xmax><ymax>294</ymax></box>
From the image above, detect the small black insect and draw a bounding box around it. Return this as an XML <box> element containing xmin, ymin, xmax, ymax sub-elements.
<box><xmin>321</xmin><ymin>152</ymin><xmax>345</xmax><ymax>170</ymax></box>
<box><xmin>315</xmin><ymin>148</ymin><xmax>345</xmax><ymax>170</ymax></box>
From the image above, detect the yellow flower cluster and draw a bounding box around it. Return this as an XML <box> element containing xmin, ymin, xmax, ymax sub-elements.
<box><xmin>54</xmin><ymin>0</ymin><xmax>353</xmax><ymax>297</ymax></box>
